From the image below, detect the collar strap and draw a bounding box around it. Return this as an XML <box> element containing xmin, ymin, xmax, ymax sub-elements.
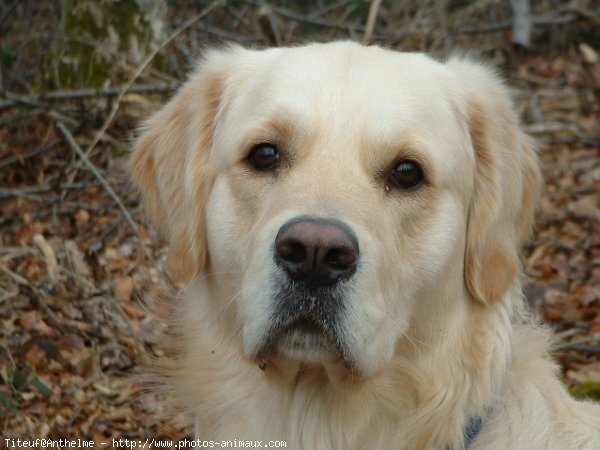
<box><xmin>462</xmin><ymin>415</ymin><xmax>484</xmax><ymax>447</ymax></box>
<box><xmin>444</xmin><ymin>415</ymin><xmax>485</xmax><ymax>449</ymax></box>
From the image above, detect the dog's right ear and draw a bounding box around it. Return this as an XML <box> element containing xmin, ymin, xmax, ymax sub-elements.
<box><xmin>129</xmin><ymin>45</ymin><xmax>244</xmax><ymax>282</ymax></box>
<box><xmin>448</xmin><ymin>57</ymin><xmax>542</xmax><ymax>304</ymax></box>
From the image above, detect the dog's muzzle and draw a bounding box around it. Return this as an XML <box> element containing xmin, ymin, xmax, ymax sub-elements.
<box><xmin>259</xmin><ymin>216</ymin><xmax>360</xmax><ymax>364</ymax></box>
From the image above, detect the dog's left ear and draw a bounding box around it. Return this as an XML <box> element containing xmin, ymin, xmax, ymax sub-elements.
<box><xmin>448</xmin><ymin>58</ymin><xmax>542</xmax><ymax>304</ymax></box>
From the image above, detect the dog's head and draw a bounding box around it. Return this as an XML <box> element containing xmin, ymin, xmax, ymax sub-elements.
<box><xmin>130</xmin><ymin>42</ymin><xmax>541</xmax><ymax>379</ymax></box>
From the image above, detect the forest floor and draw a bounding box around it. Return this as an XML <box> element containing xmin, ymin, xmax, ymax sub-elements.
<box><xmin>0</xmin><ymin>0</ymin><xmax>598</xmax><ymax>444</ymax></box>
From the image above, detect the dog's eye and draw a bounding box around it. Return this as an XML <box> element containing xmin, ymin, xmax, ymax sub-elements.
<box><xmin>247</xmin><ymin>144</ymin><xmax>281</xmax><ymax>171</ymax></box>
<box><xmin>386</xmin><ymin>160</ymin><xmax>424</xmax><ymax>190</ymax></box>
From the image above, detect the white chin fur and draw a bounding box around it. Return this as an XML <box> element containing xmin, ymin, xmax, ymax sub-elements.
<box><xmin>276</xmin><ymin>329</ymin><xmax>337</xmax><ymax>363</ymax></box>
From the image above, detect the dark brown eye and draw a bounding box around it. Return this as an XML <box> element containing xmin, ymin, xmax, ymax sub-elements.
<box><xmin>386</xmin><ymin>160</ymin><xmax>424</xmax><ymax>190</ymax></box>
<box><xmin>247</xmin><ymin>144</ymin><xmax>281</xmax><ymax>171</ymax></box>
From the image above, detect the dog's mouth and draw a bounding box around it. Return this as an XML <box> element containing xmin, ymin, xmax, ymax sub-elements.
<box><xmin>277</xmin><ymin>317</ymin><xmax>335</xmax><ymax>359</ymax></box>
<box><xmin>285</xmin><ymin>316</ymin><xmax>324</xmax><ymax>334</ymax></box>
<box><xmin>259</xmin><ymin>315</ymin><xmax>340</xmax><ymax>364</ymax></box>
<box><xmin>252</xmin><ymin>280</ymin><xmax>354</xmax><ymax>371</ymax></box>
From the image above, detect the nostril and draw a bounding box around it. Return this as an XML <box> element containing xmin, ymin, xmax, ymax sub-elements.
<box><xmin>324</xmin><ymin>247</ymin><xmax>357</xmax><ymax>269</ymax></box>
<box><xmin>277</xmin><ymin>240</ymin><xmax>307</xmax><ymax>263</ymax></box>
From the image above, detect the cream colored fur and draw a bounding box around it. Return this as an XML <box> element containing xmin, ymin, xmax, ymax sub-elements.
<box><xmin>130</xmin><ymin>42</ymin><xmax>600</xmax><ymax>450</ymax></box>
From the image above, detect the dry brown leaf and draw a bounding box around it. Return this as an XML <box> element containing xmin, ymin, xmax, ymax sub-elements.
<box><xmin>75</xmin><ymin>209</ymin><xmax>91</xmax><ymax>228</ymax></box>
<box><xmin>114</xmin><ymin>275</ymin><xmax>134</xmax><ymax>303</ymax></box>
<box><xmin>20</xmin><ymin>310</ymin><xmax>39</xmax><ymax>330</ymax></box>
<box><xmin>33</xmin><ymin>233</ymin><xmax>59</xmax><ymax>280</ymax></box>
<box><xmin>121</xmin><ymin>302</ymin><xmax>146</xmax><ymax>320</ymax></box>
<box><xmin>568</xmin><ymin>195</ymin><xmax>600</xmax><ymax>220</ymax></box>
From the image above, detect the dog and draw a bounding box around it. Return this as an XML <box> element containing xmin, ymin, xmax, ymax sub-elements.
<box><xmin>130</xmin><ymin>42</ymin><xmax>600</xmax><ymax>449</ymax></box>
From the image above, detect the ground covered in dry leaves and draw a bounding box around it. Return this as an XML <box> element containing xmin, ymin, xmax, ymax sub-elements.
<box><xmin>1</xmin><ymin>0</ymin><xmax>599</xmax><ymax>445</ymax></box>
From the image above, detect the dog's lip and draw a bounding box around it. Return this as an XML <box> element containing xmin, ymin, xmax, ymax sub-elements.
<box><xmin>279</xmin><ymin>316</ymin><xmax>344</xmax><ymax>355</ymax></box>
<box><xmin>258</xmin><ymin>316</ymin><xmax>335</xmax><ymax>356</ymax></box>
<box><xmin>284</xmin><ymin>316</ymin><xmax>324</xmax><ymax>334</ymax></box>
<box><xmin>255</xmin><ymin>316</ymin><xmax>360</xmax><ymax>377</ymax></box>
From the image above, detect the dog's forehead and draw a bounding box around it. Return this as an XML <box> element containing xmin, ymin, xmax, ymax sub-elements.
<box><xmin>240</xmin><ymin>43</ymin><xmax>459</xmax><ymax>117</ymax></box>
<box><xmin>222</xmin><ymin>44</ymin><xmax>466</xmax><ymax>145</ymax></box>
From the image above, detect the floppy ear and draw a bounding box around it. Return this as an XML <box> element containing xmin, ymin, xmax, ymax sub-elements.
<box><xmin>448</xmin><ymin>58</ymin><xmax>542</xmax><ymax>304</ymax></box>
<box><xmin>129</xmin><ymin>45</ymin><xmax>244</xmax><ymax>282</ymax></box>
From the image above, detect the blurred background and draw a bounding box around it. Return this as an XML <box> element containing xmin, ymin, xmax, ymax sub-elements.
<box><xmin>1</xmin><ymin>0</ymin><xmax>598</xmax><ymax>443</ymax></box>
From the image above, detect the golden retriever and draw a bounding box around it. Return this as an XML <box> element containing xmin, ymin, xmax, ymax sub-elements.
<box><xmin>130</xmin><ymin>42</ymin><xmax>600</xmax><ymax>449</ymax></box>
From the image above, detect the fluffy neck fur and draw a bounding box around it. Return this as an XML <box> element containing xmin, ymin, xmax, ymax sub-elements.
<box><xmin>160</xmin><ymin>278</ymin><xmax>520</xmax><ymax>450</ymax></box>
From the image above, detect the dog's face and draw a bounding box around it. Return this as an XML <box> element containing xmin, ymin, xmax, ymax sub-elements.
<box><xmin>131</xmin><ymin>42</ymin><xmax>540</xmax><ymax>379</ymax></box>
<box><xmin>205</xmin><ymin>46</ymin><xmax>476</xmax><ymax>376</ymax></box>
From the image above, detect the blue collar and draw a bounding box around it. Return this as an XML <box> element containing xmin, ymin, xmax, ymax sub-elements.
<box><xmin>444</xmin><ymin>415</ymin><xmax>484</xmax><ymax>449</ymax></box>
<box><xmin>463</xmin><ymin>415</ymin><xmax>483</xmax><ymax>447</ymax></box>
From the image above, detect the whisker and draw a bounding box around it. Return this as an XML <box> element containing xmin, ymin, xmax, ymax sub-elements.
<box><xmin>380</xmin><ymin>310</ymin><xmax>435</xmax><ymax>351</ymax></box>
<box><xmin>194</xmin><ymin>270</ymin><xmax>243</xmax><ymax>280</ymax></box>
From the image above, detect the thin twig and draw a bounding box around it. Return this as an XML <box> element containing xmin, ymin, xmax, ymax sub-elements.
<box><xmin>456</xmin><ymin>14</ymin><xmax>577</xmax><ymax>35</ymax></box>
<box><xmin>0</xmin><ymin>83</ymin><xmax>179</xmax><ymax>111</ymax></box>
<box><xmin>0</xmin><ymin>182</ymin><xmax>101</xmax><ymax>200</ymax></box>
<box><xmin>28</xmin><ymin>203</ymin><xmax>121</xmax><ymax>223</ymax></box>
<box><xmin>224</xmin><ymin>4</ymin><xmax>249</xmax><ymax>29</ymax></box>
<box><xmin>3</xmin><ymin>91</ymin><xmax>48</xmax><ymax>108</ymax></box>
<box><xmin>0</xmin><ymin>140</ymin><xmax>59</xmax><ymax>169</ymax></box>
<box><xmin>0</xmin><ymin>0</ymin><xmax>21</xmax><ymax>29</ymax></box>
<box><xmin>0</xmin><ymin>109</ymin><xmax>44</xmax><ymax>127</ymax></box>
<box><xmin>33</xmin><ymin>234</ymin><xmax>59</xmax><ymax>280</ymax></box>
<box><xmin>247</xmin><ymin>0</ymin><xmax>365</xmax><ymax>32</ymax></box>
<box><xmin>202</xmin><ymin>24</ymin><xmax>261</xmax><ymax>43</ymax></box>
<box><xmin>0</xmin><ymin>260</ymin><xmax>29</xmax><ymax>286</ymax></box>
<box><xmin>56</xmin><ymin>122</ymin><xmax>151</xmax><ymax>260</ymax></box>
<box><xmin>362</xmin><ymin>0</ymin><xmax>382</xmax><ymax>45</ymax></box>
<box><xmin>552</xmin><ymin>337</ymin><xmax>600</xmax><ymax>351</ymax></box>
<box><xmin>567</xmin><ymin>5</ymin><xmax>600</xmax><ymax>26</ymax></box>
<box><xmin>0</xmin><ymin>284</ymin><xmax>19</xmax><ymax>303</ymax></box>
<box><xmin>308</xmin><ymin>0</ymin><xmax>350</xmax><ymax>19</ymax></box>
<box><xmin>0</xmin><ymin>92</ymin><xmax>79</xmax><ymax>125</ymax></box>
<box><xmin>562</xmin><ymin>346</ymin><xmax>600</xmax><ymax>355</ymax></box>
<box><xmin>257</xmin><ymin>4</ymin><xmax>282</xmax><ymax>46</ymax></box>
<box><xmin>0</xmin><ymin>247</ymin><xmax>35</xmax><ymax>258</ymax></box>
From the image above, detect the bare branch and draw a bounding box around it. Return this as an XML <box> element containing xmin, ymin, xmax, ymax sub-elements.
<box><xmin>511</xmin><ymin>0</ymin><xmax>532</xmax><ymax>47</ymax></box>
<box><xmin>0</xmin><ymin>83</ymin><xmax>179</xmax><ymax>111</ymax></box>
<box><xmin>0</xmin><ymin>260</ymin><xmax>29</xmax><ymax>286</ymax></box>
<box><xmin>363</xmin><ymin>0</ymin><xmax>383</xmax><ymax>45</ymax></box>
<box><xmin>33</xmin><ymin>234</ymin><xmax>59</xmax><ymax>280</ymax></box>
<box><xmin>257</xmin><ymin>4</ymin><xmax>282</xmax><ymax>46</ymax></box>
<box><xmin>0</xmin><ymin>182</ymin><xmax>102</xmax><ymax>200</ymax></box>
<box><xmin>56</xmin><ymin>121</ymin><xmax>151</xmax><ymax>260</ymax></box>
<box><xmin>552</xmin><ymin>337</ymin><xmax>600</xmax><ymax>351</ymax></box>
<box><xmin>456</xmin><ymin>14</ymin><xmax>577</xmax><ymax>35</ymax></box>
<box><xmin>246</xmin><ymin>0</ymin><xmax>365</xmax><ymax>33</ymax></box>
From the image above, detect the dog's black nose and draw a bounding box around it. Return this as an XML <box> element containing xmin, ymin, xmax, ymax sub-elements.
<box><xmin>274</xmin><ymin>217</ymin><xmax>359</xmax><ymax>288</ymax></box>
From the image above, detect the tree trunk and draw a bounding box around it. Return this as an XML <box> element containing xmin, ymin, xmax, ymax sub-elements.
<box><xmin>51</xmin><ymin>0</ymin><xmax>167</xmax><ymax>89</ymax></box>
